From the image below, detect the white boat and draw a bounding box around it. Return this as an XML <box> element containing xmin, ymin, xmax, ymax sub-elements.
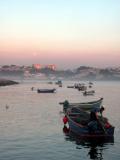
<box><xmin>59</xmin><ymin>98</ymin><xmax>103</xmax><ymax>112</ymax></box>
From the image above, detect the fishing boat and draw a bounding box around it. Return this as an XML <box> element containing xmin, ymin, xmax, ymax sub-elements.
<box><xmin>59</xmin><ymin>98</ymin><xmax>103</xmax><ymax>112</ymax></box>
<box><xmin>66</xmin><ymin>111</ymin><xmax>115</xmax><ymax>137</ymax></box>
<box><xmin>47</xmin><ymin>81</ymin><xmax>53</xmax><ymax>84</ymax></box>
<box><xmin>55</xmin><ymin>80</ymin><xmax>62</xmax><ymax>85</ymax></box>
<box><xmin>59</xmin><ymin>84</ymin><xmax>62</xmax><ymax>87</ymax></box>
<box><xmin>89</xmin><ymin>82</ymin><xmax>93</xmax><ymax>85</ymax></box>
<box><xmin>83</xmin><ymin>90</ymin><xmax>95</xmax><ymax>96</ymax></box>
<box><xmin>74</xmin><ymin>83</ymin><xmax>85</xmax><ymax>89</ymax></box>
<box><xmin>78</xmin><ymin>85</ymin><xmax>87</xmax><ymax>91</ymax></box>
<box><xmin>37</xmin><ymin>88</ymin><xmax>56</xmax><ymax>93</ymax></box>
<box><xmin>67</xmin><ymin>86</ymin><xmax>75</xmax><ymax>88</ymax></box>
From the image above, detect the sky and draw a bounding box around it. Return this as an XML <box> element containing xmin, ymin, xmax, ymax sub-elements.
<box><xmin>0</xmin><ymin>0</ymin><xmax>120</xmax><ymax>69</ymax></box>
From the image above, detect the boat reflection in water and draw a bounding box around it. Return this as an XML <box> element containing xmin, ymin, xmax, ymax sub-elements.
<box><xmin>63</xmin><ymin>125</ymin><xmax>114</xmax><ymax>160</ymax></box>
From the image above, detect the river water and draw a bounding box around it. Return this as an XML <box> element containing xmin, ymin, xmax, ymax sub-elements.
<box><xmin>0</xmin><ymin>80</ymin><xmax>120</xmax><ymax>160</ymax></box>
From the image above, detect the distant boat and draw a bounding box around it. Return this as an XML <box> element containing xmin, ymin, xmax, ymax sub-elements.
<box><xmin>89</xmin><ymin>82</ymin><xmax>93</xmax><ymax>85</ymax></box>
<box><xmin>78</xmin><ymin>85</ymin><xmax>87</xmax><ymax>91</ymax></box>
<box><xmin>67</xmin><ymin>86</ymin><xmax>75</xmax><ymax>88</ymax></box>
<box><xmin>83</xmin><ymin>90</ymin><xmax>95</xmax><ymax>96</ymax></box>
<box><xmin>89</xmin><ymin>85</ymin><xmax>92</xmax><ymax>88</ymax></box>
<box><xmin>74</xmin><ymin>83</ymin><xmax>86</xmax><ymax>90</ymax></box>
<box><xmin>55</xmin><ymin>80</ymin><xmax>62</xmax><ymax>85</ymax></box>
<box><xmin>48</xmin><ymin>81</ymin><xmax>53</xmax><ymax>84</ymax></box>
<box><xmin>88</xmin><ymin>82</ymin><xmax>93</xmax><ymax>88</ymax></box>
<box><xmin>59</xmin><ymin>84</ymin><xmax>62</xmax><ymax>87</ymax></box>
<box><xmin>37</xmin><ymin>88</ymin><xmax>56</xmax><ymax>93</ymax></box>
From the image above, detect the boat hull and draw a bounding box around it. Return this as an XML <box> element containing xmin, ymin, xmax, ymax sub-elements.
<box><xmin>63</xmin><ymin>126</ymin><xmax>114</xmax><ymax>144</ymax></box>
<box><xmin>68</xmin><ymin>115</ymin><xmax>115</xmax><ymax>137</ymax></box>
<box><xmin>37</xmin><ymin>89</ymin><xmax>56</xmax><ymax>93</ymax></box>
<box><xmin>83</xmin><ymin>90</ymin><xmax>95</xmax><ymax>96</ymax></box>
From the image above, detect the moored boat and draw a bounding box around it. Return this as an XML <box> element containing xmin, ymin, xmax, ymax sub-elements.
<box><xmin>59</xmin><ymin>98</ymin><xmax>103</xmax><ymax>112</ymax></box>
<box><xmin>78</xmin><ymin>85</ymin><xmax>87</xmax><ymax>91</ymax></box>
<box><xmin>55</xmin><ymin>80</ymin><xmax>62</xmax><ymax>85</ymax></box>
<box><xmin>67</xmin><ymin>86</ymin><xmax>75</xmax><ymax>88</ymax></box>
<box><xmin>37</xmin><ymin>88</ymin><xmax>56</xmax><ymax>93</ymax></box>
<box><xmin>66</xmin><ymin>111</ymin><xmax>115</xmax><ymax>137</ymax></box>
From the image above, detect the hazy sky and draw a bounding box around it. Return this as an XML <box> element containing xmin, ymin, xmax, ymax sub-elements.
<box><xmin>0</xmin><ymin>0</ymin><xmax>120</xmax><ymax>69</ymax></box>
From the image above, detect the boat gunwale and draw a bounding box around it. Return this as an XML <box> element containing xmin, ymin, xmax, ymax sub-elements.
<box><xmin>69</xmin><ymin>99</ymin><xmax>103</xmax><ymax>107</ymax></box>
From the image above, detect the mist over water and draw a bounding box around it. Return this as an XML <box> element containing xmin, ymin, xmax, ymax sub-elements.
<box><xmin>0</xmin><ymin>80</ymin><xmax>120</xmax><ymax>160</ymax></box>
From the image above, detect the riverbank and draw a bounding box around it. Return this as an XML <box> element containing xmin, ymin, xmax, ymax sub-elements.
<box><xmin>0</xmin><ymin>79</ymin><xmax>19</xmax><ymax>86</ymax></box>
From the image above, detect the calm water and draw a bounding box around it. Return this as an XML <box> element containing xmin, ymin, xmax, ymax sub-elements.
<box><xmin>0</xmin><ymin>80</ymin><xmax>120</xmax><ymax>160</ymax></box>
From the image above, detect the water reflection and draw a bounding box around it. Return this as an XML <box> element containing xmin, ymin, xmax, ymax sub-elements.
<box><xmin>63</xmin><ymin>125</ymin><xmax>114</xmax><ymax>160</ymax></box>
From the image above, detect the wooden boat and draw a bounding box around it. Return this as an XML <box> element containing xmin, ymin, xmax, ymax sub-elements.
<box><xmin>60</xmin><ymin>98</ymin><xmax>103</xmax><ymax>112</ymax></box>
<box><xmin>55</xmin><ymin>80</ymin><xmax>62</xmax><ymax>85</ymax></box>
<box><xmin>67</xmin><ymin>86</ymin><xmax>75</xmax><ymax>88</ymax></box>
<box><xmin>89</xmin><ymin>85</ymin><xmax>92</xmax><ymax>88</ymax></box>
<box><xmin>47</xmin><ymin>81</ymin><xmax>53</xmax><ymax>84</ymax></box>
<box><xmin>60</xmin><ymin>98</ymin><xmax>103</xmax><ymax>106</ymax></box>
<box><xmin>74</xmin><ymin>83</ymin><xmax>85</xmax><ymax>89</ymax></box>
<box><xmin>37</xmin><ymin>88</ymin><xmax>56</xmax><ymax>93</ymax></box>
<box><xmin>59</xmin><ymin>84</ymin><xmax>62</xmax><ymax>87</ymax></box>
<box><xmin>89</xmin><ymin>82</ymin><xmax>93</xmax><ymax>85</ymax></box>
<box><xmin>66</xmin><ymin>111</ymin><xmax>115</xmax><ymax>136</ymax></box>
<box><xmin>78</xmin><ymin>86</ymin><xmax>87</xmax><ymax>91</ymax></box>
<box><xmin>83</xmin><ymin>90</ymin><xmax>95</xmax><ymax>96</ymax></box>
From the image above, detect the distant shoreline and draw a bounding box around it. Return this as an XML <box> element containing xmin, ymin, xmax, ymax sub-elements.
<box><xmin>0</xmin><ymin>79</ymin><xmax>19</xmax><ymax>86</ymax></box>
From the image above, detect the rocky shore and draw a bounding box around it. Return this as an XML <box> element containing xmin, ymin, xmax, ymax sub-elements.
<box><xmin>0</xmin><ymin>79</ymin><xmax>19</xmax><ymax>86</ymax></box>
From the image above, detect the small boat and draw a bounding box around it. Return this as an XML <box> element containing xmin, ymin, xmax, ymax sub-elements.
<box><xmin>55</xmin><ymin>80</ymin><xmax>62</xmax><ymax>85</ymax></box>
<box><xmin>89</xmin><ymin>85</ymin><xmax>92</xmax><ymax>88</ymax></box>
<box><xmin>67</xmin><ymin>86</ymin><xmax>75</xmax><ymax>88</ymax></box>
<box><xmin>78</xmin><ymin>86</ymin><xmax>87</xmax><ymax>91</ymax></box>
<box><xmin>89</xmin><ymin>82</ymin><xmax>93</xmax><ymax>85</ymax></box>
<box><xmin>59</xmin><ymin>84</ymin><xmax>62</xmax><ymax>87</ymax></box>
<box><xmin>37</xmin><ymin>88</ymin><xmax>56</xmax><ymax>93</ymax></box>
<box><xmin>48</xmin><ymin>81</ymin><xmax>53</xmax><ymax>84</ymax></box>
<box><xmin>74</xmin><ymin>83</ymin><xmax>86</xmax><ymax>90</ymax></box>
<box><xmin>59</xmin><ymin>98</ymin><xmax>103</xmax><ymax>112</ymax></box>
<box><xmin>66</xmin><ymin>111</ymin><xmax>115</xmax><ymax>136</ymax></box>
<box><xmin>88</xmin><ymin>82</ymin><xmax>93</xmax><ymax>88</ymax></box>
<box><xmin>83</xmin><ymin>90</ymin><xmax>95</xmax><ymax>96</ymax></box>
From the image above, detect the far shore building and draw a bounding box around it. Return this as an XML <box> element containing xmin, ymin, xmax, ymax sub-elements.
<box><xmin>33</xmin><ymin>64</ymin><xmax>56</xmax><ymax>71</ymax></box>
<box><xmin>33</xmin><ymin>64</ymin><xmax>42</xmax><ymax>70</ymax></box>
<box><xmin>45</xmin><ymin>64</ymin><xmax>56</xmax><ymax>71</ymax></box>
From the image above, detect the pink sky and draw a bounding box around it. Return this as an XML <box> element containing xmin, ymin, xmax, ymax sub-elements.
<box><xmin>0</xmin><ymin>0</ymin><xmax>120</xmax><ymax>69</ymax></box>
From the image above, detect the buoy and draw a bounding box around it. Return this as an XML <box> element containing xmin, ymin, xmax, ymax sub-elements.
<box><xmin>63</xmin><ymin>125</ymin><xmax>69</xmax><ymax>134</ymax></box>
<box><xmin>63</xmin><ymin>115</ymin><xmax>68</xmax><ymax>124</ymax></box>
<box><xmin>105</xmin><ymin>121</ymin><xmax>111</xmax><ymax>128</ymax></box>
